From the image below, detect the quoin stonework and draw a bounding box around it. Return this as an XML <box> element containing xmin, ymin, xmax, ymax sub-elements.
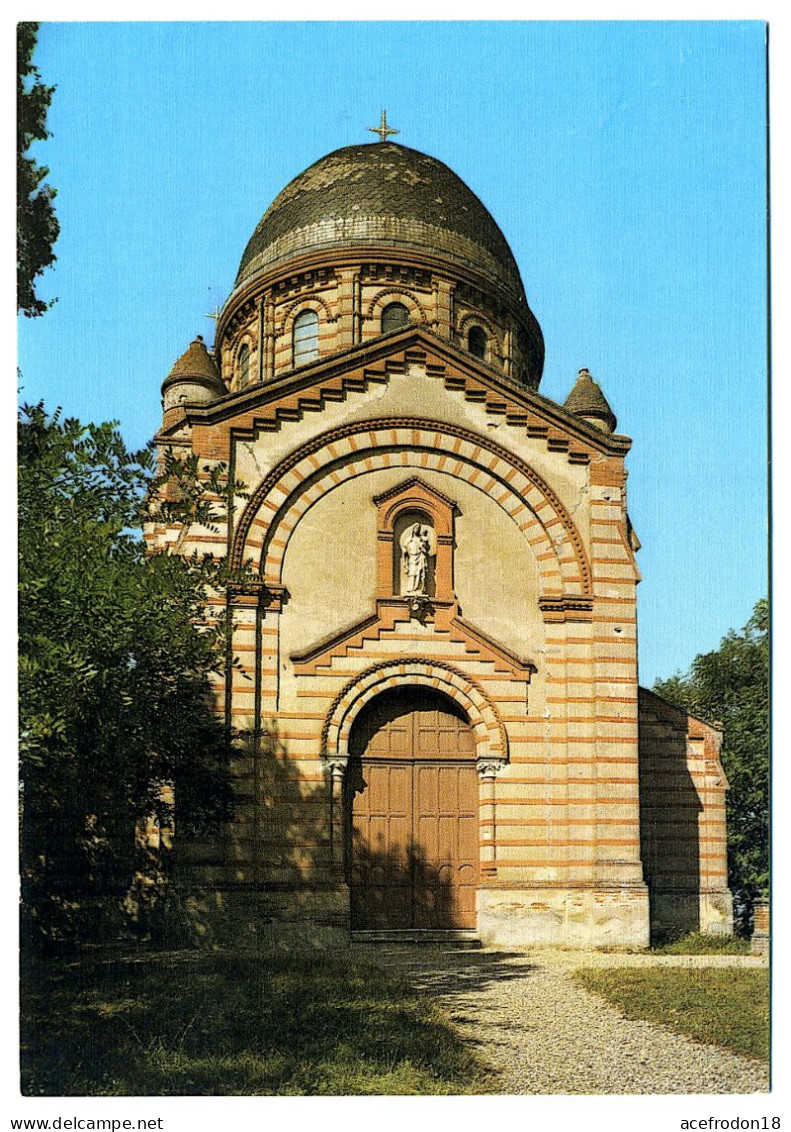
<box><xmin>148</xmin><ymin>136</ymin><xmax>733</xmax><ymax>948</ymax></box>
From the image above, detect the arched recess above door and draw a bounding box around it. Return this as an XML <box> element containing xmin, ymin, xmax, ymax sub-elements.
<box><xmin>348</xmin><ymin>686</ymin><xmax>475</xmax><ymax>761</ymax></box>
<box><xmin>230</xmin><ymin>417</ymin><xmax>592</xmax><ymax>607</ymax></box>
<box><xmin>322</xmin><ymin>658</ymin><xmax>508</xmax><ymax>768</ymax></box>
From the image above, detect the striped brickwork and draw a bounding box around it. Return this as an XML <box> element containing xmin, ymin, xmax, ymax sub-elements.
<box><xmin>149</xmin><ymin>329</ymin><xmax>730</xmax><ymax>947</ymax></box>
<box><xmin>215</xmin><ymin>250</ymin><xmax>535</xmax><ymax>392</ymax></box>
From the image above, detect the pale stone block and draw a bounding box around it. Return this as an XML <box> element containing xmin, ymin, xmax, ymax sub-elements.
<box><xmin>477</xmin><ymin>885</ymin><xmax>650</xmax><ymax>948</ymax></box>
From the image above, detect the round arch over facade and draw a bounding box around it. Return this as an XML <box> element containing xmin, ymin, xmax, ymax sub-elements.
<box><xmin>231</xmin><ymin>417</ymin><xmax>591</xmax><ymax>597</ymax></box>
<box><xmin>322</xmin><ymin>658</ymin><xmax>508</xmax><ymax>764</ymax></box>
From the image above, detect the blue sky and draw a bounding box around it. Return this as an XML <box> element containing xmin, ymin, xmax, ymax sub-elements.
<box><xmin>17</xmin><ymin>21</ymin><xmax>768</xmax><ymax>686</ymax></box>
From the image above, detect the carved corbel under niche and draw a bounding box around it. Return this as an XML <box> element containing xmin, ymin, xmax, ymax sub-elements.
<box><xmin>405</xmin><ymin>594</ymin><xmax>433</xmax><ymax>621</ymax></box>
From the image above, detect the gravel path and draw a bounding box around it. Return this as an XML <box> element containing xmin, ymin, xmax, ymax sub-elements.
<box><xmin>366</xmin><ymin>946</ymin><xmax>769</xmax><ymax>1095</ymax></box>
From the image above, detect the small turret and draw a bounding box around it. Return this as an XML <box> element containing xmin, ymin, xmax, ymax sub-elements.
<box><xmin>563</xmin><ymin>368</ymin><xmax>617</xmax><ymax>433</ymax></box>
<box><xmin>161</xmin><ymin>336</ymin><xmax>226</xmax><ymax>427</ymax></box>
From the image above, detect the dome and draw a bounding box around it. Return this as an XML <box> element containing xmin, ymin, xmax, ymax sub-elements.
<box><xmin>236</xmin><ymin>143</ymin><xmax>527</xmax><ymax>301</ymax></box>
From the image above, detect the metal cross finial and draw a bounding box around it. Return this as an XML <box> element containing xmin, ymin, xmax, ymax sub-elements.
<box><xmin>205</xmin><ymin>304</ymin><xmax>221</xmax><ymax>327</ymax></box>
<box><xmin>368</xmin><ymin>109</ymin><xmax>399</xmax><ymax>143</ymax></box>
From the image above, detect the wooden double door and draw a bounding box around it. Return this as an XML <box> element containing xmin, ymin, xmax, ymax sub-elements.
<box><xmin>346</xmin><ymin>688</ymin><xmax>479</xmax><ymax>930</ymax></box>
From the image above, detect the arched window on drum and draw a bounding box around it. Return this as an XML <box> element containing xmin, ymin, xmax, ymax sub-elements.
<box><xmin>238</xmin><ymin>343</ymin><xmax>250</xmax><ymax>388</ymax></box>
<box><xmin>468</xmin><ymin>326</ymin><xmax>487</xmax><ymax>360</ymax></box>
<box><xmin>381</xmin><ymin>302</ymin><xmax>410</xmax><ymax>335</ymax></box>
<box><xmin>293</xmin><ymin>309</ymin><xmax>319</xmax><ymax>366</ymax></box>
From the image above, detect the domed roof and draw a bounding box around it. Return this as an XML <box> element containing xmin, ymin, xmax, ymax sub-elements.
<box><xmin>236</xmin><ymin>143</ymin><xmax>527</xmax><ymax>300</ymax></box>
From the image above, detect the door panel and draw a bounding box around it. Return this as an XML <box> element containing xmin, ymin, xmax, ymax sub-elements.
<box><xmin>350</xmin><ymin>762</ymin><xmax>411</xmax><ymax>930</ymax></box>
<box><xmin>348</xmin><ymin>689</ymin><xmax>479</xmax><ymax>930</ymax></box>
<box><xmin>413</xmin><ymin>763</ymin><xmax>478</xmax><ymax>929</ymax></box>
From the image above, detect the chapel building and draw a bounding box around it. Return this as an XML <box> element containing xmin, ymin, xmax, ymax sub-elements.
<box><xmin>150</xmin><ymin>136</ymin><xmax>733</xmax><ymax>948</ymax></box>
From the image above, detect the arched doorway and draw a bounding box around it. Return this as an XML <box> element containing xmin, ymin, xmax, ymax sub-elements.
<box><xmin>345</xmin><ymin>687</ymin><xmax>478</xmax><ymax>930</ymax></box>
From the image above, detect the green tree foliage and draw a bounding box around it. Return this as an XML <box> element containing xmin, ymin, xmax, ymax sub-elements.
<box><xmin>18</xmin><ymin>22</ymin><xmax>60</xmax><ymax>317</ymax></box>
<box><xmin>19</xmin><ymin>403</ymin><xmax>240</xmax><ymax>944</ymax></box>
<box><xmin>654</xmin><ymin>599</ymin><xmax>769</xmax><ymax>931</ymax></box>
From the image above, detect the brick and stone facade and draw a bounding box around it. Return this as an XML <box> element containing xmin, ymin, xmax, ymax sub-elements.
<box><xmin>149</xmin><ymin>140</ymin><xmax>733</xmax><ymax>948</ymax></box>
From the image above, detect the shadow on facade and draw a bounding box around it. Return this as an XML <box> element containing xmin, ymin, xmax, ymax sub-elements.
<box><xmin>347</xmin><ymin>829</ymin><xmax>459</xmax><ymax>931</ymax></box>
<box><xmin>638</xmin><ymin>689</ymin><xmax>703</xmax><ymax>943</ymax></box>
<box><xmin>172</xmin><ymin>722</ymin><xmax>342</xmax><ymax>947</ymax></box>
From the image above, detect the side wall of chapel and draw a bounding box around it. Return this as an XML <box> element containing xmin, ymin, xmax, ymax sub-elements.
<box><xmin>638</xmin><ymin>688</ymin><xmax>733</xmax><ymax>940</ymax></box>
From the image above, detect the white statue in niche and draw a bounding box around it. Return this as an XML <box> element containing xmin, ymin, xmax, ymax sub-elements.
<box><xmin>401</xmin><ymin>523</ymin><xmax>432</xmax><ymax>595</ymax></box>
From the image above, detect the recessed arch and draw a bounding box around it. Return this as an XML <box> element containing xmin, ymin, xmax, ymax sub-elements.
<box><xmin>381</xmin><ymin>302</ymin><xmax>410</xmax><ymax>334</ymax></box>
<box><xmin>348</xmin><ymin>685</ymin><xmax>473</xmax><ymax>760</ymax></box>
<box><xmin>253</xmin><ymin>445</ymin><xmax>568</xmax><ymax>595</ymax></box>
<box><xmin>468</xmin><ymin>326</ymin><xmax>488</xmax><ymax>360</ymax></box>
<box><xmin>236</xmin><ymin>341</ymin><xmax>252</xmax><ymax>389</ymax></box>
<box><xmin>279</xmin><ymin>294</ymin><xmax>335</xmax><ymax>334</ymax></box>
<box><xmin>323</xmin><ymin>658</ymin><xmax>508</xmax><ymax>763</ymax></box>
<box><xmin>365</xmin><ymin>288</ymin><xmax>428</xmax><ymax>325</ymax></box>
<box><xmin>230</xmin><ymin>418</ymin><xmax>591</xmax><ymax>598</ymax></box>
<box><xmin>456</xmin><ymin>311</ymin><xmax>501</xmax><ymax>358</ymax></box>
<box><xmin>292</xmin><ymin>309</ymin><xmax>319</xmax><ymax>366</ymax></box>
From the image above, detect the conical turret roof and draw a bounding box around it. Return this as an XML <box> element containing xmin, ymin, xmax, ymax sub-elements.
<box><xmin>167</xmin><ymin>335</ymin><xmax>221</xmax><ymax>383</ymax></box>
<box><xmin>564</xmin><ymin>368</ymin><xmax>617</xmax><ymax>433</ymax></box>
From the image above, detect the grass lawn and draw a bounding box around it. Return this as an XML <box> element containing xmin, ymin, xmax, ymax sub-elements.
<box><xmin>573</xmin><ymin>968</ymin><xmax>769</xmax><ymax>1061</ymax></box>
<box><xmin>651</xmin><ymin>932</ymin><xmax>751</xmax><ymax>955</ymax></box>
<box><xmin>21</xmin><ymin>949</ymin><xmax>494</xmax><ymax>1096</ymax></box>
